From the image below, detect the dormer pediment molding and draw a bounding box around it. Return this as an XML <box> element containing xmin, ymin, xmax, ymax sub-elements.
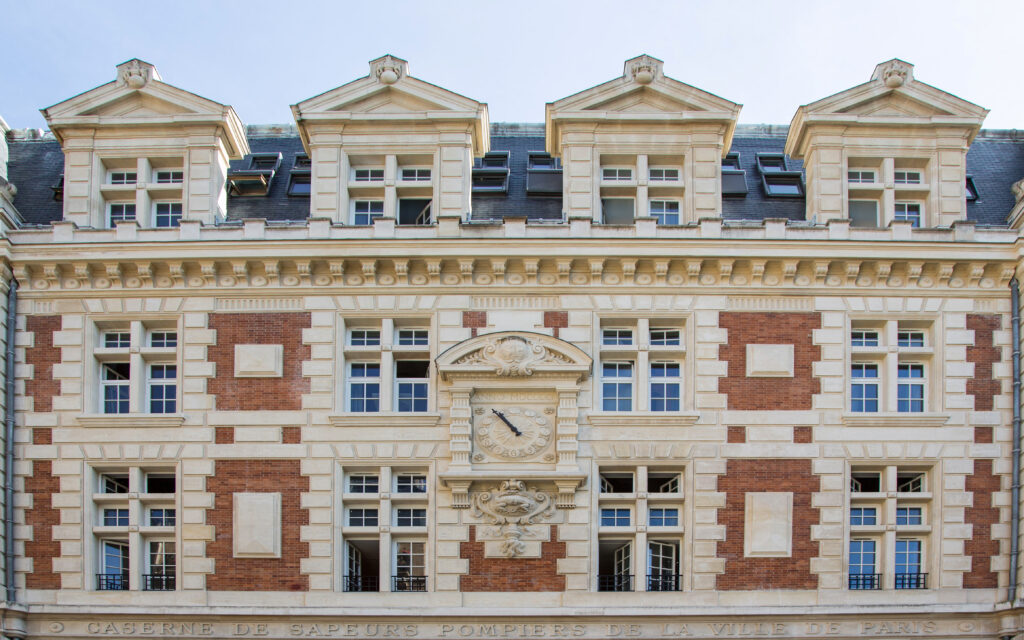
<box><xmin>786</xmin><ymin>59</ymin><xmax>989</xmax><ymax>158</ymax></box>
<box><xmin>291</xmin><ymin>55</ymin><xmax>489</xmax><ymax>152</ymax></box>
<box><xmin>41</xmin><ymin>59</ymin><xmax>248</xmax><ymax>158</ymax></box>
<box><xmin>545</xmin><ymin>54</ymin><xmax>742</xmax><ymax>154</ymax></box>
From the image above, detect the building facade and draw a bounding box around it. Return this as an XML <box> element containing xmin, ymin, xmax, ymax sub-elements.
<box><xmin>0</xmin><ymin>54</ymin><xmax>1023</xmax><ymax>639</ymax></box>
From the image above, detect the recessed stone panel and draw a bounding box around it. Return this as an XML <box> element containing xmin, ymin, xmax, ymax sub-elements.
<box><xmin>744</xmin><ymin>492</ymin><xmax>793</xmax><ymax>558</ymax></box>
<box><xmin>233</xmin><ymin>344</ymin><xmax>283</xmax><ymax>378</ymax></box>
<box><xmin>233</xmin><ymin>492</ymin><xmax>281</xmax><ymax>558</ymax></box>
<box><xmin>745</xmin><ymin>343</ymin><xmax>795</xmax><ymax>377</ymax></box>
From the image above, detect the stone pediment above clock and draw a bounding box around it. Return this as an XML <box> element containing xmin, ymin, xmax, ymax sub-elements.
<box><xmin>436</xmin><ymin>331</ymin><xmax>592</xmax><ymax>383</ymax></box>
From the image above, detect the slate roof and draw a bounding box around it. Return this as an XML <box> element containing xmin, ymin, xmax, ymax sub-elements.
<box><xmin>6</xmin><ymin>124</ymin><xmax>1024</xmax><ymax>228</ymax></box>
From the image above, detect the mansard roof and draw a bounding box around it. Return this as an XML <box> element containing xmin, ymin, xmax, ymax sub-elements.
<box><xmin>291</xmin><ymin>55</ymin><xmax>489</xmax><ymax>152</ymax></box>
<box><xmin>545</xmin><ymin>55</ymin><xmax>742</xmax><ymax>154</ymax></box>
<box><xmin>40</xmin><ymin>59</ymin><xmax>249</xmax><ymax>158</ymax></box>
<box><xmin>786</xmin><ymin>59</ymin><xmax>990</xmax><ymax>158</ymax></box>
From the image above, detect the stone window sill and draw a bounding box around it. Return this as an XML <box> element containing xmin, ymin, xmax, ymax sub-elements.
<box><xmin>841</xmin><ymin>413</ymin><xmax>949</xmax><ymax>428</ymax></box>
<box><xmin>76</xmin><ymin>414</ymin><xmax>185</xmax><ymax>428</ymax></box>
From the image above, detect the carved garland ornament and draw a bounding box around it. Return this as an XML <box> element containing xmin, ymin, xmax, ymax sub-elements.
<box><xmin>471</xmin><ymin>479</ymin><xmax>555</xmax><ymax>558</ymax></box>
<box><xmin>453</xmin><ymin>335</ymin><xmax>572</xmax><ymax>376</ymax></box>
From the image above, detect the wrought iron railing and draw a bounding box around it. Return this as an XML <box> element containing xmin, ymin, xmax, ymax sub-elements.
<box><xmin>344</xmin><ymin>575</ymin><xmax>379</xmax><ymax>592</ymax></box>
<box><xmin>142</xmin><ymin>574</ymin><xmax>175</xmax><ymax>591</ymax></box>
<box><xmin>392</xmin><ymin>575</ymin><xmax>427</xmax><ymax>592</ymax></box>
<box><xmin>597</xmin><ymin>574</ymin><xmax>633</xmax><ymax>592</ymax></box>
<box><xmin>647</xmin><ymin>574</ymin><xmax>682</xmax><ymax>591</ymax></box>
<box><xmin>848</xmin><ymin>573</ymin><xmax>881</xmax><ymax>590</ymax></box>
<box><xmin>97</xmin><ymin>573</ymin><xmax>128</xmax><ymax>590</ymax></box>
<box><xmin>894</xmin><ymin>572</ymin><xmax>928</xmax><ymax>589</ymax></box>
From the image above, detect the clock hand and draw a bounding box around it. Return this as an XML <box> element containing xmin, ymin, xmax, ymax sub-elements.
<box><xmin>491</xmin><ymin>409</ymin><xmax>523</xmax><ymax>436</ymax></box>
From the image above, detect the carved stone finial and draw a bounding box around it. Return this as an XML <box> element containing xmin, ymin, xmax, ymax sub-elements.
<box><xmin>370</xmin><ymin>54</ymin><xmax>409</xmax><ymax>85</ymax></box>
<box><xmin>624</xmin><ymin>54</ymin><xmax>664</xmax><ymax>85</ymax></box>
<box><xmin>0</xmin><ymin>179</ymin><xmax>17</xmax><ymax>201</ymax></box>
<box><xmin>116</xmin><ymin>59</ymin><xmax>161</xmax><ymax>89</ymax></box>
<box><xmin>1012</xmin><ymin>178</ymin><xmax>1024</xmax><ymax>203</ymax></box>
<box><xmin>871</xmin><ymin>59</ymin><xmax>914</xmax><ymax>89</ymax></box>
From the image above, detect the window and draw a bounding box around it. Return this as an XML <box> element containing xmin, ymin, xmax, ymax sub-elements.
<box><xmin>349</xmin><ymin>363</ymin><xmax>381</xmax><ymax>412</ymax></box>
<box><xmin>348</xmin><ymin>475</ymin><xmax>379</xmax><ymax>494</ymax></box>
<box><xmin>648</xmin><ymin>508</ymin><xmax>678</xmax><ymax>527</ymax></box>
<box><xmin>93</xmin><ymin>466</ymin><xmax>176</xmax><ymax>591</ymax></box>
<box><xmin>756</xmin><ymin>154</ymin><xmax>786</xmax><ymax>173</ymax></box>
<box><xmin>109</xmin><ymin>171</ymin><xmax>137</xmax><ymax>185</ymax></box>
<box><xmin>353</xmin><ymin>168</ymin><xmax>384</xmax><ymax>182</ymax></box>
<box><xmin>650</xmin><ymin>362</ymin><xmax>681</xmax><ymax>411</ymax></box>
<box><xmin>649</xmin><ymin>200</ymin><xmax>680</xmax><ymax>225</ymax></box>
<box><xmin>153</xmin><ymin>202</ymin><xmax>182</xmax><ymax>228</ymax></box>
<box><xmin>894</xmin><ymin>171</ymin><xmax>921</xmax><ymax>185</ymax></box>
<box><xmin>603</xmin><ymin>329</ymin><xmax>633</xmax><ymax>346</ymax></box>
<box><xmin>250</xmin><ymin>155</ymin><xmax>280</xmax><ymax>171</ymax></box>
<box><xmin>398</xmin><ymin>199</ymin><xmax>432</xmax><ymax>225</ymax></box>
<box><xmin>848</xmin><ymin>170</ymin><xmax>875</xmax><ymax>183</ymax></box>
<box><xmin>148</xmin><ymin>364</ymin><xmax>177</xmax><ymax>414</ymax></box>
<box><xmin>350</xmin><ymin>330</ymin><xmax>381</xmax><ymax>346</ymax></box>
<box><xmin>474</xmin><ymin>153</ymin><xmax>511</xmax><ymax>193</ymax></box>
<box><xmin>400</xmin><ymin>168</ymin><xmax>431</xmax><ymax>182</ymax></box>
<box><xmin>896</xmin><ymin>507</ymin><xmax>922</xmax><ymax>525</ymax></box>
<box><xmin>149</xmin><ymin>508</ymin><xmax>176</xmax><ymax>527</ymax></box>
<box><xmin>647</xmin><ymin>472</ymin><xmax>680</xmax><ymax>493</ymax></box>
<box><xmin>849</xmin><ymin>200</ymin><xmax>878</xmax><ymax>227</ymax></box>
<box><xmin>722</xmin><ymin>154</ymin><xmax>748</xmax><ymax>196</ymax></box>
<box><xmin>647</xmin><ymin>540</ymin><xmax>680</xmax><ymax>591</ymax></box>
<box><xmin>965</xmin><ymin>176</ymin><xmax>979</xmax><ymax>201</ymax></box>
<box><xmin>894</xmin><ymin>539</ymin><xmax>924</xmax><ymax>588</ymax></box>
<box><xmin>600</xmin><ymin>472</ymin><xmax>634</xmax><ymax>493</ymax></box>
<box><xmin>393</xmin><ymin>541</ymin><xmax>426</xmax><ymax>591</ymax></box>
<box><xmin>288</xmin><ymin>174</ymin><xmax>311</xmax><ymax>196</ymax></box>
<box><xmin>897</xmin><ymin>364</ymin><xmax>924</xmax><ymax>413</ymax></box>
<box><xmin>850</xmin><ymin>507</ymin><xmax>877</xmax><ymax>526</ymax></box>
<box><xmin>395</xmin><ymin>508</ymin><xmax>426</xmax><ymax>527</ymax></box>
<box><xmin>102</xmin><ymin>363</ymin><xmax>131</xmax><ymax>414</ymax></box>
<box><xmin>105</xmin><ymin>332</ymin><xmax>131</xmax><ymax>348</ymax></box>
<box><xmin>721</xmin><ymin>154</ymin><xmax>741</xmax><ymax>171</ymax></box>
<box><xmin>602</xmin><ymin>168</ymin><xmax>633</xmax><ymax>181</ymax></box>
<box><xmin>896</xmin><ymin>472</ymin><xmax>924</xmax><ymax>493</ymax></box>
<box><xmin>894</xmin><ymin>202</ymin><xmax>921</xmax><ymax>227</ymax></box>
<box><xmin>851</xmin><ymin>331</ymin><xmax>879</xmax><ymax>347</ymax></box>
<box><xmin>395</xmin><ymin>361</ymin><xmax>429</xmax><ymax>412</ymax></box>
<box><xmin>850</xmin><ymin>363</ymin><xmax>879</xmax><ymax>413</ymax></box>
<box><xmin>763</xmin><ymin>174</ymin><xmax>803</xmax><ymax>197</ymax></box>
<box><xmin>897</xmin><ymin>331</ymin><xmax>924</xmax><ymax>348</ymax></box>
<box><xmin>848</xmin><ymin>540</ymin><xmax>879</xmax><ymax>589</ymax></box>
<box><xmin>353</xmin><ymin>200</ymin><xmax>384</xmax><ymax>226</ymax></box>
<box><xmin>602</xmin><ymin>362</ymin><xmax>633</xmax><ymax>411</ymax></box>
<box><xmin>294</xmin><ymin>155</ymin><xmax>312</xmax><ymax>169</ymax></box>
<box><xmin>528</xmin><ymin>153</ymin><xmax>560</xmax><ymax>170</ymax></box>
<box><xmin>602</xmin><ymin>198</ymin><xmax>635</xmax><ymax>224</ymax></box>
<box><xmin>850</xmin><ymin>472</ymin><xmax>881</xmax><ymax>493</ymax></box>
<box><xmin>103</xmin><ymin>508</ymin><xmax>129</xmax><ymax>526</ymax></box>
<box><xmin>479</xmin><ymin>152</ymin><xmax>509</xmax><ymax>169</ymax></box>
<box><xmin>109</xmin><ymin>203</ymin><xmax>136</xmax><ymax>226</ymax></box>
<box><xmin>396</xmin><ymin>474</ymin><xmax>427</xmax><ymax>493</ymax></box>
<box><xmin>150</xmin><ymin>332</ymin><xmax>177</xmax><ymax>348</ymax></box>
<box><xmin>472</xmin><ymin>173</ymin><xmax>508</xmax><ymax>192</ymax></box>
<box><xmin>348</xmin><ymin>508</ymin><xmax>379</xmax><ymax>527</ymax></box>
<box><xmin>650</xmin><ymin>329</ymin><xmax>680</xmax><ymax>346</ymax></box>
<box><xmin>648</xmin><ymin>168</ymin><xmax>679</xmax><ymax>182</ymax></box>
<box><xmin>154</xmin><ymin>170</ymin><xmax>183</xmax><ymax>184</ymax></box>
<box><xmin>601</xmin><ymin>508</ymin><xmax>630</xmax><ymax>527</ymax></box>
<box><xmin>397</xmin><ymin>329</ymin><xmax>428</xmax><ymax>346</ymax></box>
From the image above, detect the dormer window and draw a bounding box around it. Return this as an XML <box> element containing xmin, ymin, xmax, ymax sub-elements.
<box><xmin>353</xmin><ymin>168</ymin><xmax>384</xmax><ymax>182</ymax></box>
<box><xmin>965</xmin><ymin>176</ymin><xmax>979</xmax><ymax>201</ymax></box>
<box><xmin>293</xmin><ymin>154</ymin><xmax>311</xmax><ymax>170</ymax></box>
<box><xmin>478</xmin><ymin>152</ymin><xmax>509</xmax><ymax>169</ymax></box>
<box><xmin>228</xmin><ymin>153</ymin><xmax>281</xmax><ymax>196</ymax></box>
<box><xmin>763</xmin><ymin>174</ymin><xmax>803</xmax><ymax>197</ymax></box>
<box><xmin>756</xmin><ymin>154</ymin><xmax>786</xmax><ymax>173</ymax></box>
<box><xmin>154</xmin><ymin>170</ymin><xmax>183</xmax><ymax>184</ymax></box>
<box><xmin>250</xmin><ymin>155</ymin><xmax>280</xmax><ymax>171</ymax></box>
<box><xmin>473</xmin><ymin>152</ymin><xmax>510</xmax><ymax>194</ymax></box>
<box><xmin>721</xmin><ymin>154</ymin><xmax>741</xmax><ymax>171</ymax></box>
<box><xmin>109</xmin><ymin>172</ymin><xmax>137</xmax><ymax>185</ymax></box>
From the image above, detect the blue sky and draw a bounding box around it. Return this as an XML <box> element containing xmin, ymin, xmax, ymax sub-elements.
<box><xmin>2</xmin><ymin>0</ymin><xmax>1022</xmax><ymax>130</ymax></box>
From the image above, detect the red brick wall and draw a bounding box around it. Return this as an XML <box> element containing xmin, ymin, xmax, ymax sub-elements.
<box><xmin>459</xmin><ymin>525</ymin><xmax>565</xmax><ymax>591</ymax></box>
<box><xmin>282</xmin><ymin>427</ymin><xmax>302</xmax><ymax>444</ymax></box>
<box><xmin>727</xmin><ymin>426</ymin><xmax>746</xmax><ymax>443</ymax></box>
<box><xmin>718</xmin><ymin>313</ymin><xmax>821</xmax><ymax>411</ymax></box>
<box><xmin>25</xmin><ymin>460</ymin><xmax>60</xmax><ymax>589</ymax></box>
<box><xmin>463</xmin><ymin>311</ymin><xmax>487</xmax><ymax>338</ymax></box>
<box><xmin>543</xmin><ymin>311</ymin><xmax>568</xmax><ymax>338</ymax></box>
<box><xmin>32</xmin><ymin>428</ymin><xmax>52</xmax><ymax>445</ymax></box>
<box><xmin>966</xmin><ymin>314</ymin><xmax>1002</xmax><ymax>411</ymax></box>
<box><xmin>974</xmin><ymin>427</ymin><xmax>994</xmax><ymax>444</ymax></box>
<box><xmin>205</xmin><ymin>459</ymin><xmax>309</xmax><ymax>591</ymax></box>
<box><xmin>793</xmin><ymin>426</ymin><xmax>813</xmax><ymax>443</ymax></box>
<box><xmin>207</xmin><ymin>313</ymin><xmax>311</xmax><ymax>411</ymax></box>
<box><xmin>716</xmin><ymin>459</ymin><xmax>820</xmax><ymax>590</ymax></box>
<box><xmin>964</xmin><ymin>459</ymin><xmax>1000</xmax><ymax>588</ymax></box>
<box><xmin>25</xmin><ymin>316</ymin><xmax>61</xmax><ymax>412</ymax></box>
<box><xmin>215</xmin><ymin>427</ymin><xmax>234</xmax><ymax>444</ymax></box>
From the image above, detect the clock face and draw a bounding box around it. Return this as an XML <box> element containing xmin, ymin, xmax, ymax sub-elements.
<box><xmin>475</xmin><ymin>406</ymin><xmax>553</xmax><ymax>460</ymax></box>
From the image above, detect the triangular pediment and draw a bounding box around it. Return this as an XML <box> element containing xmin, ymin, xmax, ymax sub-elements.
<box><xmin>81</xmin><ymin>92</ymin><xmax>199</xmax><ymax>117</ymax></box>
<box><xmin>838</xmin><ymin>92</ymin><xmax>953</xmax><ymax>117</ymax></box>
<box><xmin>585</xmin><ymin>87</ymin><xmax>708</xmax><ymax>114</ymax></box>
<box><xmin>331</xmin><ymin>87</ymin><xmax>448</xmax><ymax>114</ymax></box>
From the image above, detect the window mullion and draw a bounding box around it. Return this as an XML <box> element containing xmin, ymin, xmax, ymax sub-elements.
<box><xmin>380</xmin><ymin>351</ymin><xmax>395</xmax><ymax>412</ymax></box>
<box><xmin>637</xmin><ymin>350</ymin><xmax>650</xmax><ymax>411</ymax></box>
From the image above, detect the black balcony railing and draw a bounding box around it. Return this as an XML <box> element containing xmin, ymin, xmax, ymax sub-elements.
<box><xmin>647</xmin><ymin>574</ymin><xmax>682</xmax><ymax>592</ymax></box>
<box><xmin>392</xmin><ymin>575</ymin><xmax>427</xmax><ymax>592</ymax></box>
<box><xmin>848</xmin><ymin>573</ymin><xmax>881</xmax><ymax>590</ymax></box>
<box><xmin>344</xmin><ymin>575</ymin><xmax>379</xmax><ymax>592</ymax></box>
<box><xmin>142</xmin><ymin>574</ymin><xmax>175</xmax><ymax>591</ymax></box>
<box><xmin>97</xmin><ymin>573</ymin><xmax>128</xmax><ymax>591</ymax></box>
<box><xmin>895</xmin><ymin>572</ymin><xmax>928</xmax><ymax>589</ymax></box>
<box><xmin>597</xmin><ymin>574</ymin><xmax>633</xmax><ymax>592</ymax></box>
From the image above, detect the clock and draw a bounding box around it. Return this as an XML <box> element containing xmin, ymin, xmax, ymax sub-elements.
<box><xmin>475</xmin><ymin>406</ymin><xmax>553</xmax><ymax>459</ymax></box>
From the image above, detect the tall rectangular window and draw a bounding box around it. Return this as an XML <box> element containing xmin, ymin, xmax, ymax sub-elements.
<box><xmin>102</xmin><ymin>363</ymin><xmax>131</xmax><ymax>414</ymax></box>
<box><xmin>148</xmin><ymin>364</ymin><xmax>177</xmax><ymax>414</ymax></box>
<box><xmin>894</xmin><ymin>539</ymin><xmax>923</xmax><ymax>588</ymax></box>
<box><xmin>353</xmin><ymin>200</ymin><xmax>385</xmax><ymax>225</ymax></box>
<box><xmin>154</xmin><ymin>202</ymin><xmax>182</xmax><ymax>228</ymax></box>
<box><xmin>394</xmin><ymin>541</ymin><xmax>426</xmax><ymax>591</ymax></box>
<box><xmin>602</xmin><ymin>362</ymin><xmax>633</xmax><ymax>411</ymax></box>
<box><xmin>109</xmin><ymin>203</ymin><xmax>136</xmax><ymax>226</ymax></box>
<box><xmin>99</xmin><ymin>540</ymin><xmax>129</xmax><ymax>590</ymax></box>
<box><xmin>897</xmin><ymin>364</ymin><xmax>924</xmax><ymax>413</ymax></box>
<box><xmin>395</xmin><ymin>361</ymin><xmax>429</xmax><ymax>412</ymax></box>
<box><xmin>349</xmin><ymin>363</ymin><xmax>381</xmax><ymax>412</ymax></box>
<box><xmin>850</xmin><ymin>363</ymin><xmax>879</xmax><ymax>413</ymax></box>
<box><xmin>848</xmin><ymin>539</ymin><xmax>878</xmax><ymax>589</ymax></box>
<box><xmin>650</xmin><ymin>362</ymin><xmax>681</xmax><ymax>411</ymax></box>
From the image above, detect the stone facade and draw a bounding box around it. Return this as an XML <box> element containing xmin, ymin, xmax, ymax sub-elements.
<box><xmin>0</xmin><ymin>54</ymin><xmax>1021</xmax><ymax>640</ymax></box>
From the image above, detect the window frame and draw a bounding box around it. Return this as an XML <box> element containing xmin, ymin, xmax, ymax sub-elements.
<box><xmin>648</xmin><ymin>199</ymin><xmax>681</xmax><ymax>225</ymax></box>
<box><xmin>348</xmin><ymin>362</ymin><xmax>382</xmax><ymax>413</ymax></box>
<box><xmin>601</xmin><ymin>361</ymin><xmax>634</xmax><ymax>412</ymax></box>
<box><xmin>352</xmin><ymin>199</ymin><xmax>385</xmax><ymax>226</ymax></box>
